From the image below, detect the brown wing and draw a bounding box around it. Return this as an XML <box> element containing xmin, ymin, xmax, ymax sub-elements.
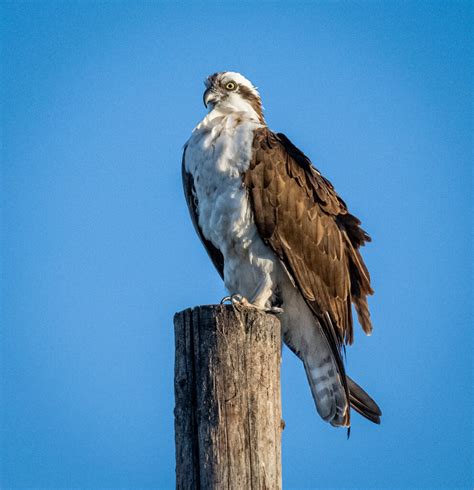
<box><xmin>182</xmin><ymin>146</ymin><xmax>224</xmax><ymax>279</ymax></box>
<box><xmin>245</xmin><ymin>128</ymin><xmax>374</xmax><ymax>348</ymax></box>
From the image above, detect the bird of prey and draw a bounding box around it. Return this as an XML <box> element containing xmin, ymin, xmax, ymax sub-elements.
<box><xmin>182</xmin><ymin>71</ymin><xmax>381</xmax><ymax>428</ymax></box>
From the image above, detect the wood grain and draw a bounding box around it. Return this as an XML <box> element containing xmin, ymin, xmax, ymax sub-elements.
<box><xmin>174</xmin><ymin>305</ymin><xmax>282</xmax><ymax>490</ymax></box>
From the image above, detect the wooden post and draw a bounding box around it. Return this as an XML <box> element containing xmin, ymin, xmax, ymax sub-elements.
<box><xmin>174</xmin><ymin>304</ymin><xmax>282</xmax><ymax>490</ymax></box>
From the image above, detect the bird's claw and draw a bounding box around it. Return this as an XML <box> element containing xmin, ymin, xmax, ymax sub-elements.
<box><xmin>220</xmin><ymin>293</ymin><xmax>250</xmax><ymax>311</ymax></box>
<box><xmin>220</xmin><ymin>295</ymin><xmax>283</xmax><ymax>315</ymax></box>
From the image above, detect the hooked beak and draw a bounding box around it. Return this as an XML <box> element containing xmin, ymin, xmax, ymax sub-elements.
<box><xmin>203</xmin><ymin>87</ymin><xmax>218</xmax><ymax>108</ymax></box>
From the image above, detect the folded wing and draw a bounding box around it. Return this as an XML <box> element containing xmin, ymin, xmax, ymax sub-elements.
<box><xmin>244</xmin><ymin>129</ymin><xmax>374</xmax><ymax>392</ymax></box>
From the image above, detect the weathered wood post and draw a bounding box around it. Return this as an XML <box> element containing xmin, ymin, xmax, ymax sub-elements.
<box><xmin>174</xmin><ymin>304</ymin><xmax>282</xmax><ymax>489</ymax></box>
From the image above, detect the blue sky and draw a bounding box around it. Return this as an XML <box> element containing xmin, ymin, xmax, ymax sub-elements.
<box><xmin>1</xmin><ymin>1</ymin><xmax>472</xmax><ymax>488</ymax></box>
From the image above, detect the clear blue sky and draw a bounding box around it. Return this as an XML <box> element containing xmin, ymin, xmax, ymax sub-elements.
<box><xmin>1</xmin><ymin>1</ymin><xmax>472</xmax><ymax>488</ymax></box>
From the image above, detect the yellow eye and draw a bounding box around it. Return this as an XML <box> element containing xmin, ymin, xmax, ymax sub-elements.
<box><xmin>225</xmin><ymin>81</ymin><xmax>236</xmax><ymax>91</ymax></box>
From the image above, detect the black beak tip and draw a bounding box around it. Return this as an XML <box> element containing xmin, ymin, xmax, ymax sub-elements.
<box><xmin>203</xmin><ymin>87</ymin><xmax>216</xmax><ymax>108</ymax></box>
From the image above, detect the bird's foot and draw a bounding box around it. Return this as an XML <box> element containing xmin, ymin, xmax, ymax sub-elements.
<box><xmin>220</xmin><ymin>295</ymin><xmax>283</xmax><ymax>315</ymax></box>
<box><xmin>220</xmin><ymin>293</ymin><xmax>252</xmax><ymax>312</ymax></box>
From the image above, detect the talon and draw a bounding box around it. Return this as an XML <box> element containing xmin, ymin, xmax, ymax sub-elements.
<box><xmin>222</xmin><ymin>294</ymin><xmax>269</xmax><ymax>312</ymax></box>
<box><xmin>231</xmin><ymin>294</ymin><xmax>249</xmax><ymax>305</ymax></box>
<box><xmin>230</xmin><ymin>294</ymin><xmax>247</xmax><ymax>312</ymax></box>
<box><xmin>220</xmin><ymin>294</ymin><xmax>249</xmax><ymax>311</ymax></box>
<box><xmin>221</xmin><ymin>293</ymin><xmax>255</xmax><ymax>311</ymax></box>
<box><xmin>231</xmin><ymin>293</ymin><xmax>242</xmax><ymax>303</ymax></box>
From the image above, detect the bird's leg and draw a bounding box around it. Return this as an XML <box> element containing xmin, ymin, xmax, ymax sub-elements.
<box><xmin>249</xmin><ymin>278</ymin><xmax>284</xmax><ymax>315</ymax></box>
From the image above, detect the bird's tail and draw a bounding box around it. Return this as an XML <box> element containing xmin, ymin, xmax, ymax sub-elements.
<box><xmin>299</xmin><ymin>321</ymin><xmax>351</xmax><ymax>427</ymax></box>
<box><xmin>303</xmin><ymin>354</ymin><xmax>350</xmax><ymax>427</ymax></box>
<box><xmin>280</xmin><ymin>289</ymin><xmax>381</xmax><ymax>427</ymax></box>
<box><xmin>304</xmin><ymin>358</ymin><xmax>382</xmax><ymax>426</ymax></box>
<box><xmin>346</xmin><ymin>375</ymin><xmax>382</xmax><ymax>424</ymax></box>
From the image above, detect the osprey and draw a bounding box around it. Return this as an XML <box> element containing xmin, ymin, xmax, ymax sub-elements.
<box><xmin>182</xmin><ymin>72</ymin><xmax>381</xmax><ymax>428</ymax></box>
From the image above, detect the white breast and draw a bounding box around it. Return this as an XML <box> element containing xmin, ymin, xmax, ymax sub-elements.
<box><xmin>185</xmin><ymin>112</ymin><xmax>278</xmax><ymax>308</ymax></box>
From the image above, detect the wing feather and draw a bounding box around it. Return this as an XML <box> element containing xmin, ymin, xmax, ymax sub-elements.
<box><xmin>245</xmin><ymin>129</ymin><xmax>374</xmax><ymax>351</ymax></box>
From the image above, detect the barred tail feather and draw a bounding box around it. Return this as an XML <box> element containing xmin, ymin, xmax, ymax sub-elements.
<box><xmin>303</xmin><ymin>353</ymin><xmax>350</xmax><ymax>427</ymax></box>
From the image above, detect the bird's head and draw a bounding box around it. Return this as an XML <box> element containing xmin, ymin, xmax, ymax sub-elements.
<box><xmin>203</xmin><ymin>72</ymin><xmax>264</xmax><ymax>123</ymax></box>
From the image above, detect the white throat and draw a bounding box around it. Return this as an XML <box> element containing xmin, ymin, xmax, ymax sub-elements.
<box><xmin>207</xmin><ymin>94</ymin><xmax>261</xmax><ymax>124</ymax></box>
<box><xmin>193</xmin><ymin>106</ymin><xmax>262</xmax><ymax>137</ymax></box>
